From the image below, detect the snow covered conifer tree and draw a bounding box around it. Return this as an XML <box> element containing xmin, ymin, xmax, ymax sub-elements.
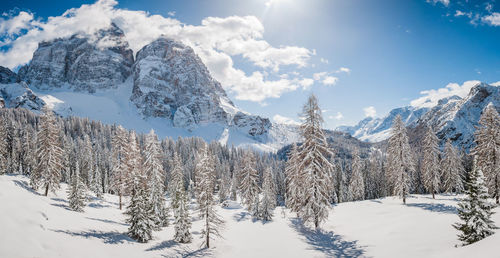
<box><xmin>387</xmin><ymin>115</ymin><xmax>415</xmax><ymax>204</ymax></box>
<box><xmin>68</xmin><ymin>161</ymin><xmax>87</xmax><ymax>212</ymax></box>
<box><xmin>125</xmin><ymin>186</ymin><xmax>154</xmax><ymax>243</ymax></box>
<box><xmin>218</xmin><ymin>162</ymin><xmax>231</xmax><ymax>203</ymax></box>
<box><xmin>174</xmin><ymin>186</ymin><xmax>192</xmax><ymax>243</ymax></box>
<box><xmin>285</xmin><ymin>143</ymin><xmax>302</xmax><ymax>213</ymax></box>
<box><xmin>472</xmin><ymin>104</ymin><xmax>500</xmax><ymax>204</ymax></box>
<box><xmin>297</xmin><ymin>94</ymin><xmax>334</xmax><ymax>229</ymax></box>
<box><xmin>111</xmin><ymin>125</ymin><xmax>129</xmax><ymax>209</ymax></box>
<box><xmin>169</xmin><ymin>152</ymin><xmax>184</xmax><ymax>210</ymax></box>
<box><xmin>442</xmin><ymin>139</ymin><xmax>465</xmax><ymax>193</ymax></box>
<box><xmin>90</xmin><ymin>163</ymin><xmax>102</xmax><ymax>198</ymax></box>
<box><xmin>348</xmin><ymin>148</ymin><xmax>365</xmax><ymax>201</ymax></box>
<box><xmin>421</xmin><ymin>125</ymin><xmax>441</xmax><ymax>199</ymax></box>
<box><xmin>35</xmin><ymin>107</ymin><xmax>64</xmax><ymax>196</ymax></box>
<box><xmin>230</xmin><ymin>171</ymin><xmax>238</xmax><ymax>201</ymax></box>
<box><xmin>454</xmin><ymin>159</ymin><xmax>497</xmax><ymax>245</ymax></box>
<box><xmin>144</xmin><ymin>129</ymin><xmax>169</xmax><ymax>229</ymax></box>
<box><xmin>260</xmin><ymin>167</ymin><xmax>276</xmax><ymax>221</ymax></box>
<box><xmin>0</xmin><ymin>118</ymin><xmax>8</xmax><ymax>174</ymax></box>
<box><xmin>125</xmin><ymin>131</ymin><xmax>143</xmax><ymax>194</ymax></box>
<box><xmin>238</xmin><ymin>151</ymin><xmax>260</xmax><ymax>211</ymax></box>
<box><xmin>196</xmin><ymin>144</ymin><xmax>223</xmax><ymax>248</ymax></box>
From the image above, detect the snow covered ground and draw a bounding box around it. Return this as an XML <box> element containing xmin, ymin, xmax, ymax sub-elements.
<box><xmin>1</xmin><ymin>174</ymin><xmax>499</xmax><ymax>258</ymax></box>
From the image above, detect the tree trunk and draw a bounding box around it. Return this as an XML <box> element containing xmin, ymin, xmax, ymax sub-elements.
<box><xmin>315</xmin><ymin>217</ymin><xmax>319</xmax><ymax>230</ymax></box>
<box><xmin>119</xmin><ymin>194</ymin><xmax>122</xmax><ymax>210</ymax></box>
<box><xmin>403</xmin><ymin>195</ymin><xmax>406</xmax><ymax>205</ymax></box>
<box><xmin>432</xmin><ymin>192</ymin><xmax>435</xmax><ymax>199</ymax></box>
<box><xmin>44</xmin><ymin>183</ymin><xmax>49</xmax><ymax>196</ymax></box>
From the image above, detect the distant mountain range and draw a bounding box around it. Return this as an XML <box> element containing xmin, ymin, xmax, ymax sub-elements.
<box><xmin>337</xmin><ymin>81</ymin><xmax>500</xmax><ymax>150</ymax></box>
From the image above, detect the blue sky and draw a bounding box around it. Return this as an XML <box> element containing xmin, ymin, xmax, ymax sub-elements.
<box><xmin>1</xmin><ymin>0</ymin><xmax>499</xmax><ymax>129</ymax></box>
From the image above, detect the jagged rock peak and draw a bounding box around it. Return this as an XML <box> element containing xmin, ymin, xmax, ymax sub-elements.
<box><xmin>0</xmin><ymin>66</ymin><xmax>19</xmax><ymax>84</ymax></box>
<box><xmin>18</xmin><ymin>23</ymin><xmax>134</xmax><ymax>92</ymax></box>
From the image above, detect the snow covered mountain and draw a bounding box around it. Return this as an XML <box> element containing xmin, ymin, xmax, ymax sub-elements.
<box><xmin>338</xmin><ymin>82</ymin><xmax>500</xmax><ymax>150</ymax></box>
<box><xmin>3</xmin><ymin>23</ymin><xmax>296</xmax><ymax>151</ymax></box>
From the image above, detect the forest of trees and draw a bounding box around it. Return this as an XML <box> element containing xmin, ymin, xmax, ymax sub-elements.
<box><xmin>0</xmin><ymin>95</ymin><xmax>498</xmax><ymax>246</ymax></box>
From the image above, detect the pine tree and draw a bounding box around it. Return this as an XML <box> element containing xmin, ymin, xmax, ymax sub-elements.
<box><xmin>348</xmin><ymin>148</ymin><xmax>365</xmax><ymax>201</ymax></box>
<box><xmin>387</xmin><ymin>115</ymin><xmax>415</xmax><ymax>204</ymax></box>
<box><xmin>260</xmin><ymin>167</ymin><xmax>276</xmax><ymax>221</ymax></box>
<box><xmin>230</xmin><ymin>171</ymin><xmax>238</xmax><ymax>201</ymax></box>
<box><xmin>90</xmin><ymin>163</ymin><xmax>102</xmax><ymax>198</ymax></box>
<box><xmin>35</xmin><ymin>107</ymin><xmax>64</xmax><ymax>196</ymax></box>
<box><xmin>297</xmin><ymin>94</ymin><xmax>334</xmax><ymax>229</ymax></box>
<box><xmin>285</xmin><ymin>143</ymin><xmax>302</xmax><ymax>213</ymax></box>
<box><xmin>111</xmin><ymin>125</ymin><xmax>129</xmax><ymax>209</ymax></box>
<box><xmin>174</xmin><ymin>187</ymin><xmax>192</xmax><ymax>243</ymax></box>
<box><xmin>218</xmin><ymin>162</ymin><xmax>231</xmax><ymax>203</ymax></box>
<box><xmin>442</xmin><ymin>140</ymin><xmax>465</xmax><ymax>193</ymax></box>
<box><xmin>68</xmin><ymin>161</ymin><xmax>87</xmax><ymax>212</ymax></box>
<box><xmin>125</xmin><ymin>131</ymin><xmax>143</xmax><ymax>194</ymax></box>
<box><xmin>169</xmin><ymin>153</ymin><xmax>184</xmax><ymax>210</ymax></box>
<box><xmin>421</xmin><ymin>125</ymin><xmax>441</xmax><ymax>199</ymax></box>
<box><xmin>454</xmin><ymin>159</ymin><xmax>497</xmax><ymax>245</ymax></box>
<box><xmin>125</xmin><ymin>187</ymin><xmax>154</xmax><ymax>243</ymax></box>
<box><xmin>144</xmin><ymin>129</ymin><xmax>169</xmax><ymax>229</ymax></box>
<box><xmin>472</xmin><ymin>104</ymin><xmax>500</xmax><ymax>204</ymax></box>
<box><xmin>238</xmin><ymin>151</ymin><xmax>260</xmax><ymax>211</ymax></box>
<box><xmin>251</xmin><ymin>194</ymin><xmax>260</xmax><ymax>219</ymax></box>
<box><xmin>196</xmin><ymin>144</ymin><xmax>223</xmax><ymax>248</ymax></box>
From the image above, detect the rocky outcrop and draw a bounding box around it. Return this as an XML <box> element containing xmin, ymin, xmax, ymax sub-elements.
<box><xmin>18</xmin><ymin>23</ymin><xmax>133</xmax><ymax>92</ymax></box>
<box><xmin>0</xmin><ymin>82</ymin><xmax>45</xmax><ymax>110</ymax></box>
<box><xmin>0</xmin><ymin>66</ymin><xmax>18</xmax><ymax>84</ymax></box>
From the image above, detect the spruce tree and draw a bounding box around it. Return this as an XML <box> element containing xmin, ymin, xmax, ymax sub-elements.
<box><xmin>174</xmin><ymin>188</ymin><xmax>192</xmax><ymax>243</ymax></box>
<box><xmin>0</xmin><ymin>118</ymin><xmax>8</xmax><ymax>174</ymax></box>
<box><xmin>454</xmin><ymin>159</ymin><xmax>497</xmax><ymax>245</ymax></box>
<box><xmin>297</xmin><ymin>94</ymin><xmax>334</xmax><ymax>229</ymax></box>
<box><xmin>90</xmin><ymin>164</ymin><xmax>102</xmax><ymax>198</ymax></box>
<box><xmin>387</xmin><ymin>115</ymin><xmax>415</xmax><ymax>204</ymax></box>
<box><xmin>285</xmin><ymin>143</ymin><xmax>302</xmax><ymax>213</ymax></box>
<box><xmin>35</xmin><ymin>107</ymin><xmax>64</xmax><ymax>196</ymax></box>
<box><xmin>196</xmin><ymin>145</ymin><xmax>223</xmax><ymax>248</ymax></box>
<box><xmin>348</xmin><ymin>148</ymin><xmax>365</xmax><ymax>201</ymax></box>
<box><xmin>125</xmin><ymin>187</ymin><xmax>154</xmax><ymax>243</ymax></box>
<box><xmin>422</xmin><ymin>125</ymin><xmax>441</xmax><ymax>199</ymax></box>
<box><xmin>442</xmin><ymin>140</ymin><xmax>464</xmax><ymax>193</ymax></box>
<box><xmin>68</xmin><ymin>161</ymin><xmax>87</xmax><ymax>212</ymax></box>
<box><xmin>260</xmin><ymin>168</ymin><xmax>276</xmax><ymax>221</ymax></box>
<box><xmin>238</xmin><ymin>151</ymin><xmax>260</xmax><ymax>211</ymax></box>
<box><xmin>144</xmin><ymin>129</ymin><xmax>169</xmax><ymax>229</ymax></box>
<box><xmin>472</xmin><ymin>104</ymin><xmax>500</xmax><ymax>204</ymax></box>
<box><xmin>169</xmin><ymin>153</ymin><xmax>184</xmax><ymax>210</ymax></box>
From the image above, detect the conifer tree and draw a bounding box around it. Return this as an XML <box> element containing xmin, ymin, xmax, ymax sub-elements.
<box><xmin>238</xmin><ymin>151</ymin><xmax>260</xmax><ymax>211</ymax></box>
<box><xmin>174</xmin><ymin>187</ymin><xmax>192</xmax><ymax>243</ymax></box>
<box><xmin>0</xmin><ymin>118</ymin><xmax>8</xmax><ymax>174</ymax></box>
<box><xmin>169</xmin><ymin>153</ymin><xmax>184</xmax><ymax>210</ymax></box>
<box><xmin>387</xmin><ymin>115</ymin><xmax>415</xmax><ymax>204</ymax></box>
<box><xmin>68</xmin><ymin>161</ymin><xmax>87</xmax><ymax>212</ymax></box>
<box><xmin>472</xmin><ymin>104</ymin><xmax>500</xmax><ymax>204</ymax></box>
<box><xmin>230</xmin><ymin>171</ymin><xmax>238</xmax><ymax>201</ymax></box>
<box><xmin>442</xmin><ymin>140</ymin><xmax>465</xmax><ymax>193</ymax></box>
<box><xmin>297</xmin><ymin>94</ymin><xmax>334</xmax><ymax>229</ymax></box>
<box><xmin>125</xmin><ymin>131</ymin><xmax>143</xmax><ymax>194</ymax></box>
<box><xmin>260</xmin><ymin>167</ymin><xmax>276</xmax><ymax>221</ymax></box>
<box><xmin>35</xmin><ymin>107</ymin><xmax>64</xmax><ymax>196</ymax></box>
<box><xmin>111</xmin><ymin>125</ymin><xmax>129</xmax><ymax>209</ymax></box>
<box><xmin>454</xmin><ymin>159</ymin><xmax>497</xmax><ymax>245</ymax></box>
<box><xmin>285</xmin><ymin>143</ymin><xmax>302</xmax><ymax>213</ymax></box>
<box><xmin>421</xmin><ymin>125</ymin><xmax>441</xmax><ymax>199</ymax></box>
<box><xmin>90</xmin><ymin>163</ymin><xmax>102</xmax><ymax>198</ymax></box>
<box><xmin>348</xmin><ymin>148</ymin><xmax>365</xmax><ymax>201</ymax></box>
<box><xmin>196</xmin><ymin>144</ymin><xmax>223</xmax><ymax>248</ymax></box>
<box><xmin>144</xmin><ymin>129</ymin><xmax>169</xmax><ymax>229</ymax></box>
<box><xmin>125</xmin><ymin>187</ymin><xmax>154</xmax><ymax>243</ymax></box>
<box><xmin>218</xmin><ymin>163</ymin><xmax>231</xmax><ymax>203</ymax></box>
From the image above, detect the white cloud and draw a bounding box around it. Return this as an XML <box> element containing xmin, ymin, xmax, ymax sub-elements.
<box><xmin>410</xmin><ymin>80</ymin><xmax>480</xmax><ymax>108</ymax></box>
<box><xmin>491</xmin><ymin>81</ymin><xmax>500</xmax><ymax>87</ymax></box>
<box><xmin>427</xmin><ymin>0</ymin><xmax>450</xmax><ymax>6</ymax></box>
<box><xmin>320</xmin><ymin>57</ymin><xmax>329</xmax><ymax>64</ymax></box>
<box><xmin>328</xmin><ymin>112</ymin><xmax>343</xmax><ymax>120</ymax></box>
<box><xmin>483</xmin><ymin>12</ymin><xmax>500</xmax><ymax>26</ymax></box>
<box><xmin>454</xmin><ymin>10</ymin><xmax>472</xmax><ymax>18</ymax></box>
<box><xmin>0</xmin><ymin>0</ymin><xmax>314</xmax><ymax>102</ymax></box>
<box><xmin>298</xmin><ymin>78</ymin><xmax>314</xmax><ymax>89</ymax></box>
<box><xmin>322</xmin><ymin>76</ymin><xmax>338</xmax><ymax>86</ymax></box>
<box><xmin>363</xmin><ymin>106</ymin><xmax>377</xmax><ymax>117</ymax></box>
<box><xmin>273</xmin><ymin>114</ymin><xmax>300</xmax><ymax>126</ymax></box>
<box><xmin>167</xmin><ymin>11</ymin><xmax>175</xmax><ymax>17</ymax></box>
<box><xmin>313</xmin><ymin>72</ymin><xmax>327</xmax><ymax>81</ymax></box>
<box><xmin>336</xmin><ymin>67</ymin><xmax>350</xmax><ymax>74</ymax></box>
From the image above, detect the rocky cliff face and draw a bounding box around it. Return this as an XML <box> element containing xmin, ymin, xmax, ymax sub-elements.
<box><xmin>18</xmin><ymin>23</ymin><xmax>133</xmax><ymax>92</ymax></box>
<box><xmin>0</xmin><ymin>67</ymin><xmax>44</xmax><ymax>110</ymax></box>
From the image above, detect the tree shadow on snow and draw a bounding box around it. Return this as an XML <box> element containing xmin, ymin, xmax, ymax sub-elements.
<box><xmin>232</xmin><ymin>211</ymin><xmax>251</xmax><ymax>222</ymax></box>
<box><xmin>13</xmin><ymin>180</ymin><xmax>41</xmax><ymax>196</ymax></box>
<box><xmin>406</xmin><ymin>203</ymin><xmax>457</xmax><ymax>214</ymax></box>
<box><xmin>146</xmin><ymin>240</ymin><xmax>179</xmax><ymax>251</ymax></box>
<box><xmin>52</xmin><ymin>229</ymin><xmax>133</xmax><ymax>244</ymax></box>
<box><xmin>180</xmin><ymin>247</ymin><xmax>213</xmax><ymax>258</ymax></box>
<box><xmin>50</xmin><ymin>203</ymin><xmax>72</xmax><ymax>211</ymax></box>
<box><xmin>290</xmin><ymin>218</ymin><xmax>367</xmax><ymax>258</ymax></box>
<box><xmin>85</xmin><ymin>217</ymin><xmax>128</xmax><ymax>226</ymax></box>
<box><xmin>88</xmin><ymin>202</ymin><xmax>112</xmax><ymax>209</ymax></box>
